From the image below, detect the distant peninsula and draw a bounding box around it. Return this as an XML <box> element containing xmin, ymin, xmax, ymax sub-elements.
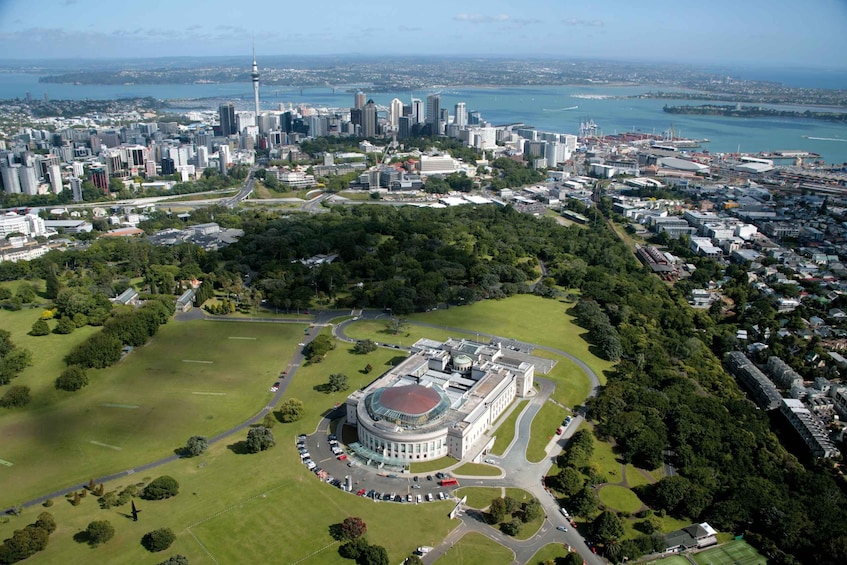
<box><xmin>662</xmin><ymin>104</ymin><xmax>847</xmax><ymax>123</ymax></box>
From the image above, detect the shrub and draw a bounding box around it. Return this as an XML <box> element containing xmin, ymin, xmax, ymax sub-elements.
<box><xmin>85</xmin><ymin>520</ymin><xmax>115</xmax><ymax>546</ymax></box>
<box><xmin>54</xmin><ymin>316</ymin><xmax>76</xmax><ymax>334</ymax></box>
<box><xmin>158</xmin><ymin>555</ymin><xmax>189</xmax><ymax>565</ymax></box>
<box><xmin>141</xmin><ymin>476</ymin><xmax>180</xmax><ymax>500</ymax></box>
<box><xmin>277</xmin><ymin>398</ymin><xmax>304</xmax><ymax>423</ymax></box>
<box><xmin>246</xmin><ymin>426</ymin><xmax>275</xmax><ymax>453</ymax></box>
<box><xmin>184</xmin><ymin>435</ymin><xmax>208</xmax><ymax>457</ymax></box>
<box><xmin>29</xmin><ymin>319</ymin><xmax>50</xmax><ymax>336</ymax></box>
<box><xmin>142</xmin><ymin>528</ymin><xmax>176</xmax><ymax>552</ymax></box>
<box><xmin>0</xmin><ymin>385</ymin><xmax>31</xmax><ymax>408</ymax></box>
<box><xmin>55</xmin><ymin>366</ymin><xmax>89</xmax><ymax>392</ymax></box>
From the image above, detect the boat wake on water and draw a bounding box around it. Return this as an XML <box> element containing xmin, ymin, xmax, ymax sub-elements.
<box><xmin>802</xmin><ymin>136</ymin><xmax>847</xmax><ymax>142</ymax></box>
<box><xmin>542</xmin><ymin>106</ymin><xmax>579</xmax><ymax>112</ymax></box>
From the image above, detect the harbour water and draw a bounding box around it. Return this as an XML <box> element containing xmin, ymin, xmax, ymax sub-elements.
<box><xmin>2</xmin><ymin>72</ymin><xmax>847</xmax><ymax>164</ymax></box>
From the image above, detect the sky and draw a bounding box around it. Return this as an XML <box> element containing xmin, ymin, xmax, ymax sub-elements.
<box><xmin>0</xmin><ymin>0</ymin><xmax>845</xmax><ymax>69</ymax></box>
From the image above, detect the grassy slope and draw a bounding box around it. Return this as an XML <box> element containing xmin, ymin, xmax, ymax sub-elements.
<box><xmin>433</xmin><ymin>532</ymin><xmax>513</xmax><ymax>565</ymax></box>
<box><xmin>0</xmin><ymin>316</ymin><xmax>306</xmax><ymax>508</ymax></box>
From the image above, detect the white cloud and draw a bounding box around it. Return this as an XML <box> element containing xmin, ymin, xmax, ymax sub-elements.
<box><xmin>453</xmin><ymin>13</ymin><xmax>510</xmax><ymax>24</ymax></box>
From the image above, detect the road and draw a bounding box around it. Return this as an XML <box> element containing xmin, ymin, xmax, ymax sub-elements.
<box><xmin>334</xmin><ymin>310</ymin><xmax>605</xmax><ymax>565</ymax></box>
<box><xmin>4</xmin><ymin>309</ymin><xmax>605</xmax><ymax>565</ymax></box>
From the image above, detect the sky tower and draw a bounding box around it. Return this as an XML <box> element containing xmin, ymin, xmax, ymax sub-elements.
<box><xmin>250</xmin><ymin>45</ymin><xmax>260</xmax><ymax>118</ymax></box>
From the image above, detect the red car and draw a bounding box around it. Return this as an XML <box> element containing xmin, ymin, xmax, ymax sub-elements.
<box><xmin>337</xmin><ymin>454</ymin><xmax>347</xmax><ymax>461</ymax></box>
<box><xmin>356</xmin><ymin>489</ymin><xmax>366</xmax><ymax>496</ymax></box>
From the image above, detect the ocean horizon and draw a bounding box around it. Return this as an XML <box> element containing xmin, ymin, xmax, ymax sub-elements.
<box><xmin>1</xmin><ymin>72</ymin><xmax>846</xmax><ymax>164</ymax></box>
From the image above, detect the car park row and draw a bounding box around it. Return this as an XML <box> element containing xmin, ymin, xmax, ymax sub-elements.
<box><xmin>297</xmin><ymin>435</ymin><xmax>454</xmax><ymax>502</ymax></box>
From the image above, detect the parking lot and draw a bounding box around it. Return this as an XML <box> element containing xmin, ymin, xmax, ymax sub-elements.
<box><xmin>296</xmin><ymin>432</ymin><xmax>460</xmax><ymax>504</ymax></box>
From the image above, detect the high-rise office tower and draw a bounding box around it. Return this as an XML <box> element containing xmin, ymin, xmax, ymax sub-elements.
<box><xmin>19</xmin><ymin>162</ymin><xmax>39</xmax><ymax>195</ymax></box>
<box><xmin>454</xmin><ymin>102</ymin><xmax>467</xmax><ymax>127</ymax></box>
<box><xmin>361</xmin><ymin>100</ymin><xmax>378</xmax><ymax>138</ymax></box>
<box><xmin>411</xmin><ymin>98</ymin><xmax>424</xmax><ymax>124</ymax></box>
<box><xmin>69</xmin><ymin>176</ymin><xmax>83</xmax><ymax>201</ymax></box>
<box><xmin>251</xmin><ymin>47</ymin><xmax>260</xmax><ymax>119</ymax></box>
<box><xmin>0</xmin><ymin>163</ymin><xmax>21</xmax><ymax>194</ymax></box>
<box><xmin>389</xmin><ymin>98</ymin><xmax>403</xmax><ymax>130</ymax></box>
<box><xmin>398</xmin><ymin>116</ymin><xmax>411</xmax><ymax>140</ymax></box>
<box><xmin>425</xmin><ymin>93</ymin><xmax>441</xmax><ymax>132</ymax></box>
<box><xmin>219</xmin><ymin>103</ymin><xmax>237</xmax><ymax>136</ymax></box>
<box><xmin>354</xmin><ymin>91</ymin><xmax>366</xmax><ymax>110</ymax></box>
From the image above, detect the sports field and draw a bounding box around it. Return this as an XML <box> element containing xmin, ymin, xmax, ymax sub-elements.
<box><xmin>0</xmin><ymin>314</ymin><xmax>305</xmax><ymax>508</ymax></box>
<box><xmin>691</xmin><ymin>540</ymin><xmax>767</xmax><ymax>565</ymax></box>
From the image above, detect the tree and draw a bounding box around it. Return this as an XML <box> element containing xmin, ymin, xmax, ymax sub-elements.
<box><xmin>352</xmin><ymin>339</ymin><xmax>377</xmax><ymax>354</ymax></box>
<box><xmin>384</xmin><ymin>317</ymin><xmax>408</xmax><ymax>335</ymax></box>
<box><xmin>570</xmin><ymin>485</ymin><xmax>598</xmax><ymax>517</ymax></box>
<box><xmin>360</xmin><ymin>544</ymin><xmax>389</xmax><ymax>565</ymax></box>
<box><xmin>556</xmin><ymin>467</ymin><xmax>584</xmax><ymax>497</ymax></box>
<box><xmin>86</xmin><ymin>520</ymin><xmax>115</xmax><ymax>546</ymax></box>
<box><xmin>55</xmin><ymin>366</ymin><xmax>89</xmax><ymax>392</ymax></box>
<box><xmin>503</xmin><ymin>496</ymin><xmax>521</xmax><ymax>515</ymax></box>
<box><xmin>64</xmin><ymin>332</ymin><xmax>122</xmax><ymax>369</ymax></box>
<box><xmin>45</xmin><ymin>264</ymin><xmax>62</xmax><ymax>299</ymax></box>
<box><xmin>0</xmin><ymin>525</ymin><xmax>50</xmax><ymax>563</ymax></box>
<box><xmin>339</xmin><ymin>537</ymin><xmax>369</xmax><ymax>560</ymax></box>
<box><xmin>142</xmin><ymin>476</ymin><xmax>180</xmax><ymax>500</ymax></box>
<box><xmin>35</xmin><ymin>513</ymin><xmax>56</xmax><ymax>535</ymax></box>
<box><xmin>328</xmin><ymin>373</ymin><xmax>349</xmax><ymax>392</ymax></box>
<box><xmin>54</xmin><ymin>316</ymin><xmax>76</xmax><ymax>334</ymax></box>
<box><xmin>522</xmin><ymin>498</ymin><xmax>543</xmax><ymax>522</ymax></box>
<box><xmin>304</xmin><ymin>335</ymin><xmax>335</xmax><ymax>362</ymax></box>
<box><xmin>592</xmin><ymin>510</ymin><xmax>625</xmax><ymax>544</ymax></box>
<box><xmin>157</xmin><ymin>556</ymin><xmax>189</xmax><ymax>565</ymax></box>
<box><xmin>0</xmin><ymin>385</ymin><xmax>31</xmax><ymax>408</ymax></box>
<box><xmin>488</xmin><ymin>497</ymin><xmax>507</xmax><ymax>523</ymax></box>
<box><xmin>405</xmin><ymin>555</ymin><xmax>424</xmax><ymax>565</ymax></box>
<box><xmin>246</xmin><ymin>426</ymin><xmax>275</xmax><ymax>453</ymax></box>
<box><xmin>142</xmin><ymin>528</ymin><xmax>176</xmax><ymax>552</ymax></box>
<box><xmin>0</xmin><ymin>347</ymin><xmax>32</xmax><ymax>385</ymax></box>
<box><xmin>340</xmin><ymin>516</ymin><xmax>367</xmax><ymax>540</ymax></box>
<box><xmin>501</xmin><ymin>517</ymin><xmax>522</xmax><ymax>536</ymax></box>
<box><xmin>277</xmin><ymin>398</ymin><xmax>304</xmax><ymax>422</ymax></box>
<box><xmin>30</xmin><ymin>319</ymin><xmax>50</xmax><ymax>336</ymax></box>
<box><xmin>184</xmin><ymin>435</ymin><xmax>208</xmax><ymax>457</ymax></box>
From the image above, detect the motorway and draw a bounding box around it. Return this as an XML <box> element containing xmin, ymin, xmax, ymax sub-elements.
<box><xmin>3</xmin><ymin>308</ymin><xmax>605</xmax><ymax>565</ymax></box>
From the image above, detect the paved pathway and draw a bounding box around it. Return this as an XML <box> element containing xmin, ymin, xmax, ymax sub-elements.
<box><xmin>4</xmin><ymin>308</ymin><xmax>606</xmax><ymax>565</ymax></box>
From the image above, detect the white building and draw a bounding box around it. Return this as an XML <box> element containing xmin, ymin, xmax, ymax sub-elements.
<box><xmin>345</xmin><ymin>338</ymin><xmax>535</xmax><ymax>464</ymax></box>
<box><xmin>418</xmin><ymin>155</ymin><xmax>459</xmax><ymax>175</ymax></box>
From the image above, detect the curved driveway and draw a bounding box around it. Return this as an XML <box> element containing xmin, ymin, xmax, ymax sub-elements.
<box><xmin>4</xmin><ymin>308</ymin><xmax>604</xmax><ymax>565</ymax></box>
<box><xmin>334</xmin><ymin>310</ymin><xmax>604</xmax><ymax>565</ymax></box>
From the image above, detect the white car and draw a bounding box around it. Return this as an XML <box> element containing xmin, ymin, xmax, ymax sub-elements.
<box><xmin>484</xmin><ymin>458</ymin><xmax>496</xmax><ymax>464</ymax></box>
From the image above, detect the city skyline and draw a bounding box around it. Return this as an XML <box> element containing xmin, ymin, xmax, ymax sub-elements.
<box><xmin>0</xmin><ymin>0</ymin><xmax>845</xmax><ymax>69</ymax></box>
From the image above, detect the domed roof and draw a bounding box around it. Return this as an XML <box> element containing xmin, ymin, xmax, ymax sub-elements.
<box><xmin>364</xmin><ymin>384</ymin><xmax>451</xmax><ymax>428</ymax></box>
<box><xmin>379</xmin><ymin>385</ymin><xmax>441</xmax><ymax>415</ymax></box>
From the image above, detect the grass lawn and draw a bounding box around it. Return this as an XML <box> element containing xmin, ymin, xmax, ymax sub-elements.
<box><xmin>624</xmin><ymin>464</ymin><xmax>655</xmax><ymax>489</ymax></box>
<box><xmin>343</xmin><ymin>319</ymin><xmax>455</xmax><ymax>348</ymax></box>
<box><xmin>0</xmin><ymin>317</ymin><xmax>308</xmax><ymax>509</ymax></box>
<box><xmin>434</xmin><ymin>532</ymin><xmax>513</xmax><ymax>565</ymax></box>
<box><xmin>526</xmin><ymin>401</ymin><xmax>568</xmax><ymax>463</ymax></box>
<box><xmin>490</xmin><ymin>400</ymin><xmax>528</xmax><ymax>455</ymax></box>
<box><xmin>589</xmin><ymin>429</ymin><xmax>622</xmax><ymax>482</ymax></box>
<box><xmin>529</xmin><ymin>543</ymin><xmax>574</xmax><ymax>565</ymax></box>
<box><xmin>453</xmin><ymin>463</ymin><xmax>501</xmax><ymax>477</ymax></box>
<box><xmin>692</xmin><ymin>541</ymin><xmax>767</xmax><ymax>565</ymax></box>
<box><xmin>454</xmin><ymin>487</ymin><xmax>502</xmax><ymax>509</ymax></box>
<box><xmin>0</xmin><ymin>338</ymin><xmax>457</xmax><ymax>565</ymax></box>
<box><xmin>597</xmin><ymin>485</ymin><xmax>643</xmax><ymax>513</ymax></box>
<box><xmin>410</xmin><ymin>456</ymin><xmax>456</xmax><ymax>474</ymax></box>
<box><xmin>408</xmin><ymin>295</ymin><xmax>613</xmax><ymax>383</ymax></box>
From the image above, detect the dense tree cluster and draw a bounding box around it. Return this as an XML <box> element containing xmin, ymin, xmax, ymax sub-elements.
<box><xmin>486</xmin><ymin>495</ymin><xmax>542</xmax><ymax>536</ymax></box>
<box><xmin>0</xmin><ymin>512</ymin><xmax>55</xmax><ymax>563</ymax></box>
<box><xmin>64</xmin><ymin>298</ymin><xmax>173</xmax><ymax>369</ymax></box>
<box><xmin>0</xmin><ymin>330</ymin><xmax>32</xmax><ymax>386</ymax></box>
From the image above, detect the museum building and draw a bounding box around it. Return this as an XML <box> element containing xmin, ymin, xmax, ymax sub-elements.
<box><xmin>345</xmin><ymin>338</ymin><xmax>535</xmax><ymax>464</ymax></box>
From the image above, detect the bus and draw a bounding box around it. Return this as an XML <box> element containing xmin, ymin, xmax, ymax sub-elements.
<box><xmin>440</xmin><ymin>478</ymin><xmax>458</xmax><ymax>487</ymax></box>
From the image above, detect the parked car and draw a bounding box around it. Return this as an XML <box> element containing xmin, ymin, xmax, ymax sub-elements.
<box><xmin>426</xmin><ymin>493</ymin><xmax>434</xmax><ymax>502</ymax></box>
<box><xmin>415</xmin><ymin>494</ymin><xmax>422</xmax><ymax>503</ymax></box>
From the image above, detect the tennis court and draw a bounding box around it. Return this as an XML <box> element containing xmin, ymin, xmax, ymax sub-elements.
<box><xmin>692</xmin><ymin>540</ymin><xmax>767</xmax><ymax>565</ymax></box>
<box><xmin>647</xmin><ymin>555</ymin><xmax>691</xmax><ymax>565</ymax></box>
